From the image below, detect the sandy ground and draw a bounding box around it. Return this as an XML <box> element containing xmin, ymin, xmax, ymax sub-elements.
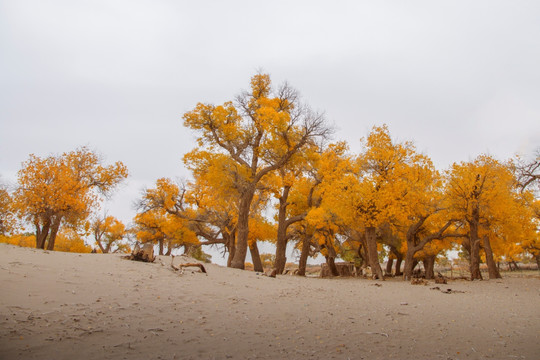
<box><xmin>1</xmin><ymin>244</ymin><xmax>539</xmax><ymax>360</ymax></box>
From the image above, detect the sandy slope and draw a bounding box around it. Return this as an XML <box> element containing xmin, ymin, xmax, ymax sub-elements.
<box><xmin>0</xmin><ymin>243</ymin><xmax>539</xmax><ymax>360</ymax></box>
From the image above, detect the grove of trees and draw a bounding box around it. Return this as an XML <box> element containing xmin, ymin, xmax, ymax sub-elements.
<box><xmin>1</xmin><ymin>74</ymin><xmax>539</xmax><ymax>281</ymax></box>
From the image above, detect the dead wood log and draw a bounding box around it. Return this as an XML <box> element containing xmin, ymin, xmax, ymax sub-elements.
<box><xmin>435</xmin><ymin>272</ymin><xmax>447</xmax><ymax>284</ymax></box>
<box><xmin>129</xmin><ymin>243</ymin><xmax>155</xmax><ymax>263</ymax></box>
<box><xmin>170</xmin><ymin>255</ymin><xmax>207</xmax><ymax>274</ymax></box>
<box><xmin>411</xmin><ymin>278</ymin><xmax>428</xmax><ymax>285</ymax></box>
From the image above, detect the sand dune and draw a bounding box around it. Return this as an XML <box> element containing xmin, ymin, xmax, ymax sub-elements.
<box><xmin>1</xmin><ymin>243</ymin><xmax>539</xmax><ymax>359</ymax></box>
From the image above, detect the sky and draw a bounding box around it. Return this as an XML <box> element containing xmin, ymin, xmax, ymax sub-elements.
<box><xmin>1</xmin><ymin>1</ymin><xmax>539</xmax><ymax>264</ymax></box>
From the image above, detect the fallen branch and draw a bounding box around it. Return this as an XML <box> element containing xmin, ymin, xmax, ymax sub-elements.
<box><xmin>170</xmin><ymin>255</ymin><xmax>207</xmax><ymax>274</ymax></box>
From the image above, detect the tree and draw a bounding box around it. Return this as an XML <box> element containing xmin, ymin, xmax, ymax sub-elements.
<box><xmin>133</xmin><ymin>209</ymin><xmax>198</xmax><ymax>256</ymax></box>
<box><xmin>92</xmin><ymin>214</ymin><xmax>127</xmax><ymax>253</ymax></box>
<box><xmin>0</xmin><ymin>184</ymin><xmax>16</xmax><ymax>235</ymax></box>
<box><xmin>271</xmin><ymin>142</ymin><xmax>328</xmax><ymax>274</ymax></box>
<box><xmin>183</xmin><ymin>73</ymin><xmax>331</xmax><ymax>269</ymax></box>
<box><xmin>13</xmin><ymin>147</ymin><xmax>128</xmax><ymax>250</ymax></box>
<box><xmin>319</xmin><ymin>126</ymin><xmax>426</xmax><ymax>279</ymax></box>
<box><xmin>54</xmin><ymin>228</ymin><xmax>92</xmax><ymax>253</ymax></box>
<box><xmin>446</xmin><ymin>155</ymin><xmax>523</xmax><ymax>280</ymax></box>
<box><xmin>513</xmin><ymin>150</ymin><xmax>540</xmax><ymax>192</ymax></box>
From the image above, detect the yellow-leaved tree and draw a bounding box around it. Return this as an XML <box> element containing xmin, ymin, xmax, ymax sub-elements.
<box><xmin>319</xmin><ymin>125</ymin><xmax>428</xmax><ymax>279</ymax></box>
<box><xmin>91</xmin><ymin>215</ymin><xmax>127</xmax><ymax>253</ymax></box>
<box><xmin>182</xmin><ymin>73</ymin><xmax>331</xmax><ymax>269</ymax></box>
<box><xmin>13</xmin><ymin>147</ymin><xmax>128</xmax><ymax>250</ymax></box>
<box><xmin>0</xmin><ymin>183</ymin><xmax>16</xmax><ymax>236</ymax></box>
<box><xmin>445</xmin><ymin>155</ymin><xmax>531</xmax><ymax>280</ymax></box>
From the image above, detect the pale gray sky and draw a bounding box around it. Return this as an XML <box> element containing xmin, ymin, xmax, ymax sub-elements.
<box><xmin>1</xmin><ymin>1</ymin><xmax>539</xmax><ymax>262</ymax></box>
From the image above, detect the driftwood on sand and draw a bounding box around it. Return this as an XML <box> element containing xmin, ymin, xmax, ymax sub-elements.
<box><xmin>170</xmin><ymin>255</ymin><xmax>207</xmax><ymax>274</ymax></box>
<box><xmin>128</xmin><ymin>243</ymin><xmax>156</xmax><ymax>263</ymax></box>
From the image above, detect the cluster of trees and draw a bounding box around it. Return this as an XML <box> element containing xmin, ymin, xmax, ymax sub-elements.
<box><xmin>0</xmin><ymin>147</ymin><xmax>130</xmax><ymax>254</ymax></box>
<box><xmin>136</xmin><ymin>74</ymin><xmax>540</xmax><ymax>280</ymax></box>
<box><xmin>1</xmin><ymin>74</ymin><xmax>539</xmax><ymax>281</ymax></box>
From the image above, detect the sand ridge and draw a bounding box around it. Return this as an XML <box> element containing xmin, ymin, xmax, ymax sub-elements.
<box><xmin>1</xmin><ymin>243</ymin><xmax>539</xmax><ymax>359</ymax></box>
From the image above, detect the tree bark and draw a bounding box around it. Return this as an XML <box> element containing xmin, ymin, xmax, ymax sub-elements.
<box><xmin>230</xmin><ymin>188</ymin><xmax>256</xmax><ymax>269</ymax></box>
<box><xmin>365</xmin><ymin>227</ymin><xmax>384</xmax><ymax>280</ymax></box>
<box><xmin>388</xmin><ymin>246</ymin><xmax>403</xmax><ymax>276</ymax></box>
<box><xmin>395</xmin><ymin>254</ymin><xmax>403</xmax><ymax>276</ymax></box>
<box><xmin>423</xmin><ymin>255</ymin><xmax>436</xmax><ymax>280</ymax></box>
<box><xmin>96</xmin><ymin>240</ymin><xmax>106</xmax><ymax>253</ymax></box>
<box><xmin>297</xmin><ymin>234</ymin><xmax>312</xmax><ymax>276</ymax></box>
<box><xmin>46</xmin><ymin>216</ymin><xmax>62</xmax><ymax>251</ymax></box>
<box><xmin>483</xmin><ymin>235</ymin><xmax>502</xmax><ymax>279</ymax></box>
<box><xmin>468</xmin><ymin>213</ymin><xmax>483</xmax><ymax>280</ymax></box>
<box><xmin>35</xmin><ymin>218</ymin><xmax>51</xmax><ymax>249</ymax></box>
<box><xmin>403</xmin><ymin>250</ymin><xmax>415</xmax><ymax>281</ymax></box>
<box><xmin>535</xmin><ymin>254</ymin><xmax>540</xmax><ymax>273</ymax></box>
<box><xmin>249</xmin><ymin>241</ymin><xmax>264</xmax><ymax>273</ymax></box>
<box><xmin>469</xmin><ymin>239</ymin><xmax>482</xmax><ymax>280</ymax></box>
<box><xmin>275</xmin><ymin>186</ymin><xmax>290</xmax><ymax>274</ymax></box>
<box><xmin>158</xmin><ymin>239</ymin><xmax>164</xmax><ymax>256</ymax></box>
<box><xmin>225</xmin><ymin>232</ymin><xmax>236</xmax><ymax>268</ymax></box>
<box><xmin>325</xmin><ymin>256</ymin><xmax>339</xmax><ymax>276</ymax></box>
<box><xmin>385</xmin><ymin>257</ymin><xmax>394</xmax><ymax>276</ymax></box>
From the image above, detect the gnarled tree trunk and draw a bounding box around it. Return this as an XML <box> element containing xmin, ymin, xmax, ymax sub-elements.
<box><xmin>403</xmin><ymin>250</ymin><xmax>415</xmax><ymax>281</ymax></box>
<box><xmin>395</xmin><ymin>255</ymin><xmax>403</xmax><ymax>276</ymax></box>
<box><xmin>365</xmin><ymin>227</ymin><xmax>384</xmax><ymax>280</ymax></box>
<box><xmin>297</xmin><ymin>234</ymin><xmax>312</xmax><ymax>276</ymax></box>
<box><xmin>423</xmin><ymin>255</ymin><xmax>436</xmax><ymax>280</ymax></box>
<box><xmin>46</xmin><ymin>216</ymin><xmax>62</xmax><ymax>251</ymax></box>
<box><xmin>385</xmin><ymin>257</ymin><xmax>394</xmax><ymax>276</ymax></box>
<box><xmin>468</xmin><ymin>215</ymin><xmax>483</xmax><ymax>280</ymax></box>
<box><xmin>275</xmin><ymin>186</ymin><xmax>290</xmax><ymax>274</ymax></box>
<box><xmin>35</xmin><ymin>218</ymin><xmax>51</xmax><ymax>249</ymax></box>
<box><xmin>249</xmin><ymin>241</ymin><xmax>263</xmax><ymax>273</ymax></box>
<box><xmin>158</xmin><ymin>239</ymin><xmax>164</xmax><ymax>256</ymax></box>
<box><xmin>483</xmin><ymin>235</ymin><xmax>502</xmax><ymax>279</ymax></box>
<box><xmin>325</xmin><ymin>256</ymin><xmax>339</xmax><ymax>276</ymax></box>
<box><xmin>231</xmin><ymin>187</ymin><xmax>256</xmax><ymax>269</ymax></box>
<box><xmin>224</xmin><ymin>232</ymin><xmax>236</xmax><ymax>268</ymax></box>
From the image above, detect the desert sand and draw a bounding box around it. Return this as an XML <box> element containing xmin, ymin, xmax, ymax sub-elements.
<box><xmin>1</xmin><ymin>243</ymin><xmax>539</xmax><ymax>360</ymax></box>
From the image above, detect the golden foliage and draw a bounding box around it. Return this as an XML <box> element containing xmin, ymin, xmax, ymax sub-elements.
<box><xmin>12</xmin><ymin>147</ymin><xmax>128</xmax><ymax>250</ymax></box>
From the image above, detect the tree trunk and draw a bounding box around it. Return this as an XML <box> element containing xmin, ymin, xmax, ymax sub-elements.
<box><xmin>365</xmin><ymin>227</ymin><xmax>384</xmax><ymax>280</ymax></box>
<box><xmin>389</xmin><ymin>246</ymin><xmax>403</xmax><ymax>276</ymax></box>
<box><xmin>385</xmin><ymin>257</ymin><xmax>394</xmax><ymax>276</ymax></box>
<box><xmin>158</xmin><ymin>239</ymin><xmax>164</xmax><ymax>256</ymax></box>
<box><xmin>469</xmin><ymin>239</ymin><xmax>482</xmax><ymax>280</ymax></box>
<box><xmin>46</xmin><ymin>216</ymin><xmax>62</xmax><ymax>251</ymax></box>
<box><xmin>275</xmin><ymin>186</ymin><xmax>290</xmax><ymax>274</ymax></box>
<box><xmin>511</xmin><ymin>260</ymin><xmax>519</xmax><ymax>271</ymax></box>
<box><xmin>165</xmin><ymin>241</ymin><xmax>172</xmax><ymax>256</ymax></box>
<box><xmin>225</xmin><ymin>232</ymin><xmax>236</xmax><ymax>268</ymax></box>
<box><xmin>403</xmin><ymin>249</ymin><xmax>415</xmax><ymax>281</ymax></box>
<box><xmin>325</xmin><ymin>256</ymin><xmax>339</xmax><ymax>276</ymax></box>
<box><xmin>483</xmin><ymin>235</ymin><xmax>502</xmax><ymax>279</ymax></box>
<box><xmin>183</xmin><ymin>244</ymin><xmax>191</xmax><ymax>255</ymax></box>
<box><xmin>395</xmin><ymin>255</ymin><xmax>403</xmax><ymax>276</ymax></box>
<box><xmin>230</xmin><ymin>188</ymin><xmax>256</xmax><ymax>269</ymax></box>
<box><xmin>249</xmin><ymin>241</ymin><xmax>264</xmax><ymax>273</ymax></box>
<box><xmin>535</xmin><ymin>254</ymin><xmax>540</xmax><ymax>273</ymax></box>
<box><xmin>35</xmin><ymin>219</ymin><xmax>51</xmax><ymax>249</ymax></box>
<box><xmin>297</xmin><ymin>234</ymin><xmax>312</xmax><ymax>276</ymax></box>
<box><xmin>423</xmin><ymin>255</ymin><xmax>436</xmax><ymax>280</ymax></box>
<box><xmin>468</xmin><ymin>207</ymin><xmax>483</xmax><ymax>280</ymax></box>
<box><xmin>96</xmin><ymin>240</ymin><xmax>106</xmax><ymax>253</ymax></box>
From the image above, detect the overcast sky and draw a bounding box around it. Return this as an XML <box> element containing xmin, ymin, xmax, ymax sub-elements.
<box><xmin>1</xmin><ymin>1</ymin><xmax>539</xmax><ymax>262</ymax></box>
